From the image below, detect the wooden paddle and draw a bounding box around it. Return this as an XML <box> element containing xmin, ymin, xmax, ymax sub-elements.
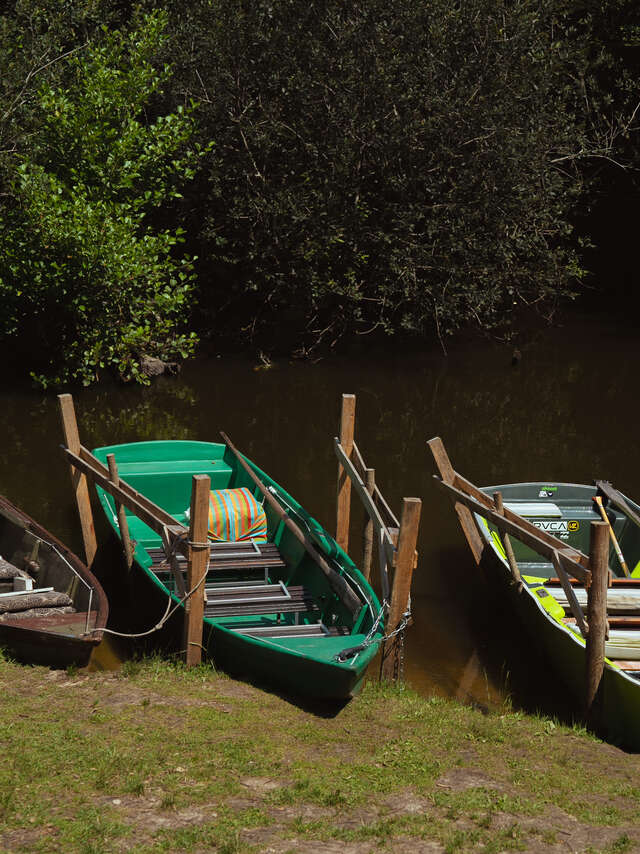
<box><xmin>594</xmin><ymin>495</ymin><xmax>630</xmax><ymax>578</ymax></box>
<box><xmin>219</xmin><ymin>432</ymin><xmax>361</xmax><ymax>614</ymax></box>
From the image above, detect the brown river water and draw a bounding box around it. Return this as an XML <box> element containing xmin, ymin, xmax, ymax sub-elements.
<box><xmin>0</xmin><ymin>313</ymin><xmax>637</xmax><ymax>717</ymax></box>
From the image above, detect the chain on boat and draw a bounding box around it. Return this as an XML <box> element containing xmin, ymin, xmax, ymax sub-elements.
<box><xmin>333</xmin><ymin>597</ymin><xmax>411</xmax><ymax>667</ymax></box>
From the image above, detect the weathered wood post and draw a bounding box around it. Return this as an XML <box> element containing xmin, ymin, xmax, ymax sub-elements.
<box><xmin>585</xmin><ymin>519</ymin><xmax>610</xmax><ymax>728</ymax></box>
<box><xmin>362</xmin><ymin>467</ymin><xmax>375</xmax><ymax>581</ymax></box>
<box><xmin>336</xmin><ymin>393</ymin><xmax>356</xmax><ymax>552</ymax></box>
<box><xmin>58</xmin><ymin>393</ymin><xmax>98</xmax><ymax>567</ymax></box>
<box><xmin>493</xmin><ymin>491</ymin><xmax>522</xmax><ymax>590</ymax></box>
<box><xmin>381</xmin><ymin>497</ymin><xmax>422</xmax><ymax>681</ymax></box>
<box><xmin>106</xmin><ymin>453</ymin><xmax>134</xmax><ymax>570</ymax></box>
<box><xmin>427</xmin><ymin>437</ymin><xmax>484</xmax><ymax>564</ymax></box>
<box><xmin>183</xmin><ymin>474</ymin><xmax>211</xmax><ymax>667</ymax></box>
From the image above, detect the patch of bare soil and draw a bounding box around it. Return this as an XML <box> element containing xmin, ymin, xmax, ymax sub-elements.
<box><xmin>435</xmin><ymin>767</ymin><xmax>507</xmax><ymax>792</ymax></box>
<box><xmin>98</xmin><ymin>793</ymin><xmax>218</xmax><ymax>833</ymax></box>
<box><xmin>252</xmin><ymin>839</ymin><xmax>445</xmax><ymax>853</ymax></box>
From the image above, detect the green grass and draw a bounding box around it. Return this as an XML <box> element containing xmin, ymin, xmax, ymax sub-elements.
<box><xmin>0</xmin><ymin>656</ymin><xmax>638</xmax><ymax>852</ymax></box>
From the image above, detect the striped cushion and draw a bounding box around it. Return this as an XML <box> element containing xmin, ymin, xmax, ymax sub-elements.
<box><xmin>207</xmin><ymin>487</ymin><xmax>267</xmax><ymax>542</ymax></box>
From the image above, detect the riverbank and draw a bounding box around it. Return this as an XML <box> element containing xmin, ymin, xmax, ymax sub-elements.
<box><xmin>0</xmin><ymin>656</ymin><xmax>638</xmax><ymax>853</ymax></box>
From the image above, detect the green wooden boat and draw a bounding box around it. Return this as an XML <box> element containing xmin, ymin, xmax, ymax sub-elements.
<box><xmin>476</xmin><ymin>481</ymin><xmax>640</xmax><ymax>750</ymax></box>
<box><xmin>92</xmin><ymin>440</ymin><xmax>384</xmax><ymax>698</ymax></box>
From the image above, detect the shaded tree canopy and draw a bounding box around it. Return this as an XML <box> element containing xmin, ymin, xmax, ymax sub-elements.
<box><xmin>0</xmin><ymin>0</ymin><xmax>638</xmax><ymax>383</ymax></box>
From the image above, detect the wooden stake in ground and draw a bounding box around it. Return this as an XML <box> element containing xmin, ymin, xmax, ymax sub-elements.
<box><xmin>585</xmin><ymin>520</ymin><xmax>610</xmax><ymax>729</ymax></box>
<box><xmin>336</xmin><ymin>393</ymin><xmax>356</xmax><ymax>552</ymax></box>
<box><xmin>183</xmin><ymin>474</ymin><xmax>211</xmax><ymax>667</ymax></box>
<box><xmin>381</xmin><ymin>497</ymin><xmax>422</xmax><ymax>682</ymax></box>
<box><xmin>362</xmin><ymin>467</ymin><xmax>375</xmax><ymax>582</ymax></box>
<box><xmin>58</xmin><ymin>394</ymin><xmax>98</xmax><ymax>567</ymax></box>
<box><xmin>107</xmin><ymin>453</ymin><xmax>134</xmax><ymax>570</ymax></box>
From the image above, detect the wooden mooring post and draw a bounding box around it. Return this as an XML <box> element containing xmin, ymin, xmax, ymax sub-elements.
<box><xmin>58</xmin><ymin>394</ymin><xmax>98</xmax><ymax>567</ymax></box>
<box><xmin>336</xmin><ymin>393</ymin><xmax>356</xmax><ymax>552</ymax></box>
<box><xmin>183</xmin><ymin>474</ymin><xmax>211</xmax><ymax>667</ymax></box>
<box><xmin>333</xmin><ymin>394</ymin><xmax>421</xmax><ymax>682</ymax></box>
<box><xmin>380</xmin><ymin>497</ymin><xmax>422</xmax><ymax>682</ymax></box>
<box><xmin>585</xmin><ymin>520</ymin><xmax>610</xmax><ymax>728</ymax></box>
<box><xmin>58</xmin><ymin>392</ymin><xmax>211</xmax><ymax>667</ymax></box>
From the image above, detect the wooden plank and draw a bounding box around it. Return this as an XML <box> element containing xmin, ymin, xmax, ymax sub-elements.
<box><xmin>373</xmin><ymin>483</ymin><xmax>400</xmax><ymax>529</ymax></box>
<box><xmin>79</xmin><ymin>446</ymin><xmax>180</xmax><ymax>531</ymax></box>
<box><xmin>427</xmin><ymin>438</ymin><xmax>484</xmax><ymax>564</ymax></box>
<box><xmin>566</xmin><ymin>616</ymin><xmax>640</xmax><ymax>628</ymax></box>
<box><xmin>334</xmin><ymin>440</ymin><xmax>396</xmax><ymax>567</ymax></box>
<box><xmin>432</xmin><ymin>476</ymin><xmax>592</xmax><ymax>586</ymax></box>
<box><xmin>63</xmin><ymin>446</ymin><xmax>183</xmax><ymax>540</ymax></box>
<box><xmin>351</xmin><ymin>441</ymin><xmax>367</xmax><ymax>480</ymax></box>
<box><xmin>452</xmin><ymin>469</ymin><xmax>589</xmax><ymax>570</ymax></box>
<box><xmin>585</xmin><ymin>521</ymin><xmax>610</xmax><ymax>724</ymax></box>
<box><xmin>381</xmin><ymin>497</ymin><xmax>422</xmax><ymax>682</ymax></box>
<box><xmin>58</xmin><ymin>395</ymin><xmax>98</xmax><ymax>567</ymax></box>
<box><xmin>595</xmin><ymin>480</ymin><xmax>640</xmax><ymax>530</ymax></box>
<box><xmin>183</xmin><ymin>475</ymin><xmax>210</xmax><ymax>666</ymax></box>
<box><xmin>546</xmin><ymin>577</ymin><xmax>640</xmax><ymax>588</ymax></box>
<box><xmin>551</xmin><ymin>550</ymin><xmax>587</xmax><ymax>636</ymax></box>
<box><xmin>351</xmin><ymin>441</ymin><xmax>399</xmax><ymax>529</ymax></box>
<box><xmin>336</xmin><ymin>394</ymin><xmax>356</xmax><ymax>552</ymax></box>
<box><xmin>107</xmin><ymin>453</ymin><xmax>134</xmax><ymax>570</ymax></box>
<box><xmin>220</xmin><ymin>432</ymin><xmax>361</xmax><ymax>614</ymax></box>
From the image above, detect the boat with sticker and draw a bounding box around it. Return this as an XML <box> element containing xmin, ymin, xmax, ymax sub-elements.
<box><xmin>0</xmin><ymin>493</ymin><xmax>108</xmax><ymax>667</ymax></box>
<box><xmin>429</xmin><ymin>437</ymin><xmax>640</xmax><ymax>750</ymax></box>
<box><xmin>91</xmin><ymin>439</ymin><xmax>384</xmax><ymax>699</ymax></box>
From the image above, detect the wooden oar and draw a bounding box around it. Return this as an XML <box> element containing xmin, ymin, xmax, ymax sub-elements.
<box><xmin>594</xmin><ymin>495</ymin><xmax>630</xmax><ymax>578</ymax></box>
<box><xmin>219</xmin><ymin>432</ymin><xmax>361</xmax><ymax>614</ymax></box>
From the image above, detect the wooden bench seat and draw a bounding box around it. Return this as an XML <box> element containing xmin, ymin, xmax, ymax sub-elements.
<box><xmin>564</xmin><ymin>616</ymin><xmax>640</xmax><ymax>629</ymax></box>
<box><xmin>204</xmin><ymin>584</ymin><xmax>318</xmax><ymax>619</ymax></box>
<box><xmin>148</xmin><ymin>541</ymin><xmax>286</xmax><ymax>577</ymax></box>
<box><xmin>232</xmin><ymin>623</ymin><xmax>349</xmax><ymax>639</ymax></box>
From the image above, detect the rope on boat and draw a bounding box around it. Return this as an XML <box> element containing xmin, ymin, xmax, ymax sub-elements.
<box><xmin>82</xmin><ymin>535</ymin><xmax>211</xmax><ymax>638</ymax></box>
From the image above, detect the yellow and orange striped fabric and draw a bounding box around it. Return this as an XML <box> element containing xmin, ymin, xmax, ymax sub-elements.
<box><xmin>207</xmin><ymin>487</ymin><xmax>267</xmax><ymax>542</ymax></box>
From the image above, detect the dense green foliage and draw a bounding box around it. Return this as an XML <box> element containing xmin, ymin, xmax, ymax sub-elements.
<box><xmin>172</xmin><ymin>0</ymin><xmax>589</xmax><ymax>349</ymax></box>
<box><xmin>0</xmin><ymin>7</ymin><xmax>203</xmax><ymax>385</ymax></box>
<box><xmin>0</xmin><ymin>0</ymin><xmax>638</xmax><ymax>383</ymax></box>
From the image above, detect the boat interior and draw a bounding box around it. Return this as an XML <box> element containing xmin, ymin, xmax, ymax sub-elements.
<box><xmin>94</xmin><ymin>441</ymin><xmax>375</xmax><ymax>653</ymax></box>
<box><xmin>0</xmin><ymin>502</ymin><xmax>98</xmax><ymax>636</ymax></box>
<box><xmin>481</xmin><ymin>482</ymin><xmax>640</xmax><ymax>680</ymax></box>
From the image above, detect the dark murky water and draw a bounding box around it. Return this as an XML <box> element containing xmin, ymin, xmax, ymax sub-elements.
<box><xmin>1</xmin><ymin>314</ymin><xmax>638</xmax><ymax>715</ymax></box>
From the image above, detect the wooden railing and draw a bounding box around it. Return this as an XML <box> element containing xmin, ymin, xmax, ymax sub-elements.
<box><xmin>334</xmin><ymin>394</ymin><xmax>422</xmax><ymax>681</ymax></box>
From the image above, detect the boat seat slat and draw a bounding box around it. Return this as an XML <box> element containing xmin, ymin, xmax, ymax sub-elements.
<box><xmin>204</xmin><ymin>584</ymin><xmax>318</xmax><ymax>618</ymax></box>
<box><xmin>232</xmin><ymin>623</ymin><xmax>349</xmax><ymax>639</ymax></box>
<box><xmin>148</xmin><ymin>542</ymin><xmax>286</xmax><ymax>575</ymax></box>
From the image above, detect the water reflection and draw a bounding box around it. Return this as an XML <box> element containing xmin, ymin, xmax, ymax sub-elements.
<box><xmin>0</xmin><ymin>314</ymin><xmax>638</xmax><ymax>716</ymax></box>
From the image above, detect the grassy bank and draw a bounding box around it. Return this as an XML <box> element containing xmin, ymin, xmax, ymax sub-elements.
<box><xmin>0</xmin><ymin>655</ymin><xmax>639</xmax><ymax>854</ymax></box>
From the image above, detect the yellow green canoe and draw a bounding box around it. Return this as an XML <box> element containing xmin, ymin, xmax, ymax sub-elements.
<box><xmin>477</xmin><ymin>481</ymin><xmax>640</xmax><ymax>750</ymax></box>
